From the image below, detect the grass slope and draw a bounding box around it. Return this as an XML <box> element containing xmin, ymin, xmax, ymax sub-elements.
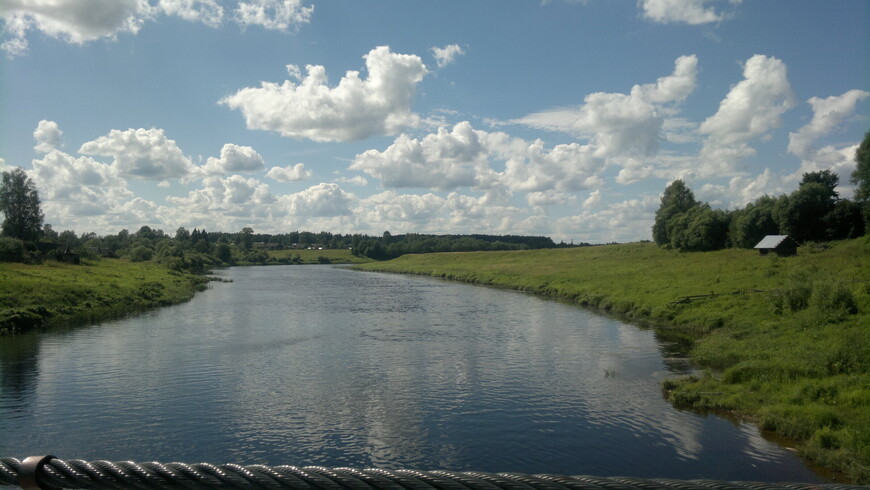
<box><xmin>356</xmin><ymin>237</ymin><xmax>870</xmax><ymax>482</ymax></box>
<box><xmin>0</xmin><ymin>258</ymin><xmax>208</xmax><ymax>334</ymax></box>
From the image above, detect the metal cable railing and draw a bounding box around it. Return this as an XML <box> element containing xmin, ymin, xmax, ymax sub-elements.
<box><xmin>0</xmin><ymin>456</ymin><xmax>862</xmax><ymax>490</ymax></box>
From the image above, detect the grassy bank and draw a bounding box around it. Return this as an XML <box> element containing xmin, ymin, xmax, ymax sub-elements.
<box><xmin>356</xmin><ymin>237</ymin><xmax>870</xmax><ymax>482</ymax></box>
<box><xmin>0</xmin><ymin>258</ymin><xmax>209</xmax><ymax>335</ymax></box>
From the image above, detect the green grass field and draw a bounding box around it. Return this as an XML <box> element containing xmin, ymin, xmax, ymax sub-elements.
<box><xmin>267</xmin><ymin>248</ymin><xmax>372</xmax><ymax>264</ymax></box>
<box><xmin>0</xmin><ymin>258</ymin><xmax>208</xmax><ymax>334</ymax></box>
<box><xmin>356</xmin><ymin>237</ymin><xmax>870</xmax><ymax>482</ymax></box>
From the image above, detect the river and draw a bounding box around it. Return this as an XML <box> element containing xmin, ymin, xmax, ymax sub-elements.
<box><xmin>0</xmin><ymin>265</ymin><xmax>825</xmax><ymax>481</ymax></box>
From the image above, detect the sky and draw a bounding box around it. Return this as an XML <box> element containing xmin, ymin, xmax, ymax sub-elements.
<box><xmin>0</xmin><ymin>0</ymin><xmax>868</xmax><ymax>243</ymax></box>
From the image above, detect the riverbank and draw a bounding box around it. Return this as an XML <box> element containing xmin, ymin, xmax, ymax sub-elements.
<box><xmin>355</xmin><ymin>237</ymin><xmax>870</xmax><ymax>483</ymax></box>
<box><xmin>0</xmin><ymin>258</ymin><xmax>209</xmax><ymax>335</ymax></box>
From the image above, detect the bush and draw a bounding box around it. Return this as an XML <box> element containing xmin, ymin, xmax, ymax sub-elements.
<box><xmin>317</xmin><ymin>256</ymin><xmax>331</xmax><ymax>264</ymax></box>
<box><xmin>769</xmin><ymin>268</ymin><xmax>813</xmax><ymax>313</ymax></box>
<box><xmin>722</xmin><ymin>360</ymin><xmax>823</xmax><ymax>384</ymax></box>
<box><xmin>129</xmin><ymin>245</ymin><xmax>153</xmax><ymax>262</ymax></box>
<box><xmin>760</xmin><ymin>404</ymin><xmax>842</xmax><ymax>440</ymax></box>
<box><xmin>812</xmin><ymin>281</ymin><xmax>858</xmax><ymax>319</ymax></box>
<box><xmin>0</xmin><ymin>237</ymin><xmax>25</xmax><ymax>262</ymax></box>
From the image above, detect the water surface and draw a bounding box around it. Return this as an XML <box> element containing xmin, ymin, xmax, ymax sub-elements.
<box><xmin>0</xmin><ymin>265</ymin><xmax>824</xmax><ymax>481</ymax></box>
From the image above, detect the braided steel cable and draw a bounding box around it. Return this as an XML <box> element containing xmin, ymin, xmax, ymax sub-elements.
<box><xmin>0</xmin><ymin>457</ymin><xmax>863</xmax><ymax>490</ymax></box>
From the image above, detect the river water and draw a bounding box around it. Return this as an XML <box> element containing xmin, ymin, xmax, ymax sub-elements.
<box><xmin>0</xmin><ymin>265</ymin><xmax>824</xmax><ymax>481</ymax></box>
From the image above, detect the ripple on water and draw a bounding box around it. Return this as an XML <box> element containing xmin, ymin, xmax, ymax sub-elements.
<box><xmin>0</xmin><ymin>266</ymin><xmax>827</xmax><ymax>482</ymax></box>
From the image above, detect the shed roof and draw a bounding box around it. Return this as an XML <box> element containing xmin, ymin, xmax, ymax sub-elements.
<box><xmin>754</xmin><ymin>235</ymin><xmax>792</xmax><ymax>249</ymax></box>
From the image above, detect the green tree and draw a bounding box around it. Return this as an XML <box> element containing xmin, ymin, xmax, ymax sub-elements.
<box><xmin>194</xmin><ymin>238</ymin><xmax>210</xmax><ymax>254</ymax></box>
<box><xmin>135</xmin><ymin>226</ymin><xmax>156</xmax><ymax>240</ymax></box>
<box><xmin>240</xmin><ymin>227</ymin><xmax>254</xmax><ymax>250</ymax></box>
<box><xmin>41</xmin><ymin>223</ymin><xmax>59</xmax><ymax>242</ymax></box>
<box><xmin>780</xmin><ymin>171</ymin><xmax>839</xmax><ymax>242</ymax></box>
<box><xmin>652</xmin><ymin>180</ymin><xmax>697</xmax><ymax>246</ymax></box>
<box><xmin>851</xmin><ymin>130</ymin><xmax>870</xmax><ymax>230</ymax></box>
<box><xmin>175</xmin><ymin>227</ymin><xmax>191</xmax><ymax>242</ymax></box>
<box><xmin>729</xmin><ymin>196</ymin><xmax>781</xmax><ymax>248</ymax></box>
<box><xmin>824</xmin><ymin>199</ymin><xmax>865</xmax><ymax>239</ymax></box>
<box><xmin>851</xmin><ymin>130</ymin><xmax>870</xmax><ymax>202</ymax></box>
<box><xmin>58</xmin><ymin>230</ymin><xmax>79</xmax><ymax>249</ymax></box>
<box><xmin>216</xmin><ymin>240</ymin><xmax>232</xmax><ymax>263</ymax></box>
<box><xmin>0</xmin><ymin>167</ymin><xmax>44</xmax><ymax>242</ymax></box>
<box><xmin>666</xmin><ymin>204</ymin><xmax>729</xmax><ymax>252</ymax></box>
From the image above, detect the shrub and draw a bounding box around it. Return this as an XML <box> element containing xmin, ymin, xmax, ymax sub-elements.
<box><xmin>760</xmin><ymin>404</ymin><xmax>842</xmax><ymax>440</ymax></box>
<box><xmin>812</xmin><ymin>280</ymin><xmax>858</xmax><ymax>319</ymax></box>
<box><xmin>722</xmin><ymin>360</ymin><xmax>823</xmax><ymax>384</ymax></box>
<box><xmin>785</xmin><ymin>283</ymin><xmax>813</xmax><ymax>311</ymax></box>
<box><xmin>0</xmin><ymin>237</ymin><xmax>25</xmax><ymax>262</ymax></box>
<box><xmin>129</xmin><ymin>245</ymin><xmax>153</xmax><ymax>262</ymax></box>
<box><xmin>769</xmin><ymin>268</ymin><xmax>814</xmax><ymax>313</ymax></box>
<box><xmin>811</xmin><ymin>426</ymin><xmax>845</xmax><ymax>450</ymax></box>
<box><xmin>827</xmin><ymin>331</ymin><xmax>868</xmax><ymax>375</ymax></box>
<box><xmin>137</xmin><ymin>282</ymin><xmax>165</xmax><ymax>301</ymax></box>
<box><xmin>317</xmin><ymin>256</ymin><xmax>331</xmax><ymax>264</ymax></box>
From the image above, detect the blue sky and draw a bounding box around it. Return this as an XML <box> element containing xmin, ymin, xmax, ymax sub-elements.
<box><xmin>1</xmin><ymin>0</ymin><xmax>867</xmax><ymax>242</ymax></box>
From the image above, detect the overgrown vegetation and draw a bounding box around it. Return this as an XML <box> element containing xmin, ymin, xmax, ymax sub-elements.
<box><xmin>356</xmin><ymin>237</ymin><xmax>870</xmax><ymax>482</ymax></box>
<box><xmin>0</xmin><ymin>258</ymin><xmax>208</xmax><ymax>335</ymax></box>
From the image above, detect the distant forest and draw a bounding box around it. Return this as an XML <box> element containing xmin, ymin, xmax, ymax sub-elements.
<box><xmin>1</xmin><ymin>223</ymin><xmax>570</xmax><ymax>271</ymax></box>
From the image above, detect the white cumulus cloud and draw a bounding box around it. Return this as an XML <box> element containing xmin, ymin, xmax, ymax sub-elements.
<box><xmin>1</xmin><ymin>0</ymin><xmax>150</xmax><ymax>56</ymax></box>
<box><xmin>698</xmin><ymin>54</ymin><xmax>795</xmax><ymax>176</ymax></box>
<box><xmin>514</xmin><ymin>55</ymin><xmax>698</xmax><ymax>159</ymax></box>
<box><xmin>783</xmin><ymin>89</ymin><xmax>868</xmax><ymax>193</ymax></box>
<box><xmin>639</xmin><ymin>0</ymin><xmax>736</xmax><ymax>25</ymax></box>
<box><xmin>431</xmin><ymin>44</ymin><xmax>465</xmax><ymax>68</ymax></box>
<box><xmin>787</xmin><ymin>89</ymin><xmax>869</xmax><ymax>160</ymax></box>
<box><xmin>282</xmin><ymin>182</ymin><xmax>355</xmax><ymax>217</ymax></box>
<box><xmin>266</xmin><ymin>163</ymin><xmax>312</xmax><ymax>182</ymax></box>
<box><xmin>221</xmin><ymin>46</ymin><xmax>428</xmax><ymax>142</ymax></box>
<box><xmin>1</xmin><ymin>0</ymin><xmax>312</xmax><ymax>56</ymax></box>
<box><xmin>158</xmin><ymin>0</ymin><xmax>224</xmax><ymax>27</ymax></box>
<box><xmin>168</xmin><ymin>175</ymin><xmax>274</xmax><ymax>212</ymax></box>
<box><xmin>351</xmin><ymin>121</ymin><xmax>607</xmax><ymax>197</ymax></box>
<box><xmin>350</xmin><ymin>122</ymin><xmax>487</xmax><ymax>190</ymax></box>
<box><xmin>30</xmin><ymin>148</ymin><xmax>133</xmax><ymax>220</ymax></box>
<box><xmin>199</xmin><ymin>143</ymin><xmax>265</xmax><ymax>176</ymax></box>
<box><xmin>235</xmin><ymin>0</ymin><xmax>313</xmax><ymax>30</ymax></box>
<box><xmin>78</xmin><ymin>127</ymin><xmax>194</xmax><ymax>181</ymax></box>
<box><xmin>33</xmin><ymin>119</ymin><xmax>63</xmax><ymax>153</ymax></box>
<box><xmin>358</xmin><ymin>191</ymin><xmax>446</xmax><ymax>229</ymax></box>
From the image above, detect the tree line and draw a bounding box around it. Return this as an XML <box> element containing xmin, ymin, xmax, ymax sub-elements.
<box><xmin>351</xmin><ymin>232</ymin><xmax>561</xmax><ymax>260</ymax></box>
<box><xmin>653</xmin><ymin>130</ymin><xmax>870</xmax><ymax>251</ymax></box>
<box><xmin>3</xmin><ymin>129</ymin><xmax>867</xmax><ymax>262</ymax></box>
<box><xmin>0</xmin><ymin>167</ymin><xmax>561</xmax><ymax>267</ymax></box>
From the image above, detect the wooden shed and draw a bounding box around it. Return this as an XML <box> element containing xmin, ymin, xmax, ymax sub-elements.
<box><xmin>754</xmin><ymin>235</ymin><xmax>797</xmax><ymax>257</ymax></box>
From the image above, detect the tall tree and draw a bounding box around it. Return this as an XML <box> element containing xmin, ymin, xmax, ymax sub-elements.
<box><xmin>729</xmin><ymin>195</ymin><xmax>781</xmax><ymax>248</ymax></box>
<box><xmin>851</xmin><ymin>130</ymin><xmax>870</xmax><ymax>230</ymax></box>
<box><xmin>851</xmin><ymin>130</ymin><xmax>870</xmax><ymax>203</ymax></box>
<box><xmin>0</xmin><ymin>167</ymin><xmax>44</xmax><ymax>242</ymax></box>
<box><xmin>652</xmin><ymin>179</ymin><xmax>697</xmax><ymax>246</ymax></box>
<box><xmin>240</xmin><ymin>227</ymin><xmax>254</xmax><ymax>250</ymax></box>
<box><xmin>175</xmin><ymin>227</ymin><xmax>191</xmax><ymax>242</ymax></box>
<box><xmin>780</xmin><ymin>171</ymin><xmax>840</xmax><ymax>242</ymax></box>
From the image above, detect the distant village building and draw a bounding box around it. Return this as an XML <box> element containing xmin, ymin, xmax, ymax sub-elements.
<box><xmin>57</xmin><ymin>243</ymin><xmax>81</xmax><ymax>264</ymax></box>
<box><xmin>754</xmin><ymin>235</ymin><xmax>798</xmax><ymax>257</ymax></box>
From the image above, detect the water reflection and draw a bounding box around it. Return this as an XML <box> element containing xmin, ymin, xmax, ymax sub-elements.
<box><xmin>0</xmin><ymin>266</ymin><xmax>825</xmax><ymax>482</ymax></box>
<box><xmin>0</xmin><ymin>333</ymin><xmax>41</xmax><ymax>415</ymax></box>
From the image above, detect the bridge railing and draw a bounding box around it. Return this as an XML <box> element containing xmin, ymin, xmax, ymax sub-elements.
<box><xmin>0</xmin><ymin>456</ymin><xmax>859</xmax><ymax>490</ymax></box>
